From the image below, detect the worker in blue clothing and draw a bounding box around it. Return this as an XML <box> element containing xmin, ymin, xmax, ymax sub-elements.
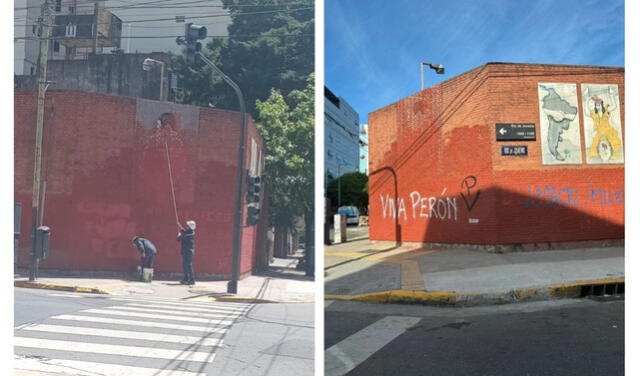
<box><xmin>132</xmin><ymin>236</ymin><xmax>157</xmax><ymax>280</ymax></box>
<box><xmin>177</xmin><ymin>220</ymin><xmax>196</xmax><ymax>285</ymax></box>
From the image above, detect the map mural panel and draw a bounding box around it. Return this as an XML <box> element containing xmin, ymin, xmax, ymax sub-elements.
<box><xmin>581</xmin><ymin>83</ymin><xmax>624</xmax><ymax>164</ymax></box>
<box><xmin>537</xmin><ymin>83</ymin><xmax>582</xmax><ymax>165</ymax></box>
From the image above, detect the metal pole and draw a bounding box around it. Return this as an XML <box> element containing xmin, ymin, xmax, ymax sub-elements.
<box><xmin>30</xmin><ymin>0</ymin><xmax>53</xmax><ymax>281</ymax></box>
<box><xmin>420</xmin><ymin>62</ymin><xmax>424</xmax><ymax>90</ymax></box>
<box><xmin>93</xmin><ymin>1</ymin><xmax>98</xmax><ymax>54</ymax></box>
<box><xmin>159</xmin><ymin>62</ymin><xmax>165</xmax><ymax>101</ymax></box>
<box><xmin>196</xmin><ymin>52</ymin><xmax>246</xmax><ymax>294</ymax></box>
<box><xmin>337</xmin><ymin>163</ymin><xmax>341</xmax><ymax>208</ymax></box>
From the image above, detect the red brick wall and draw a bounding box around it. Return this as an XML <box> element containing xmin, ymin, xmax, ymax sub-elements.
<box><xmin>369</xmin><ymin>63</ymin><xmax>624</xmax><ymax>244</ymax></box>
<box><xmin>14</xmin><ymin>90</ymin><xmax>264</xmax><ymax>277</ymax></box>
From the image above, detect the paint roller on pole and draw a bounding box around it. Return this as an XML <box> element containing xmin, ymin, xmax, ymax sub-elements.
<box><xmin>177</xmin><ymin>24</ymin><xmax>247</xmax><ymax>294</ymax></box>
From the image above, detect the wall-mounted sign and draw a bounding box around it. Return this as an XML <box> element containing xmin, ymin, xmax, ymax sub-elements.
<box><xmin>501</xmin><ymin>145</ymin><xmax>528</xmax><ymax>156</ymax></box>
<box><xmin>495</xmin><ymin>123</ymin><xmax>536</xmax><ymax>141</ymax></box>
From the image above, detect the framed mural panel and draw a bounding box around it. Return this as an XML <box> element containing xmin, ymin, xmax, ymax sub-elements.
<box><xmin>537</xmin><ymin>83</ymin><xmax>582</xmax><ymax>165</ymax></box>
<box><xmin>581</xmin><ymin>83</ymin><xmax>624</xmax><ymax>164</ymax></box>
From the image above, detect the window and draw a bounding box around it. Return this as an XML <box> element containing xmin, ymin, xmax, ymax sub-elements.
<box><xmin>55</xmin><ymin>0</ymin><xmax>61</xmax><ymax>12</ymax></box>
<box><xmin>65</xmin><ymin>23</ymin><xmax>76</xmax><ymax>37</ymax></box>
<box><xmin>32</xmin><ymin>25</ymin><xmax>36</xmax><ymax>35</ymax></box>
<box><xmin>30</xmin><ymin>67</ymin><xmax>35</xmax><ymax>76</ymax></box>
<box><xmin>53</xmin><ymin>41</ymin><xmax>60</xmax><ymax>52</ymax></box>
<box><xmin>68</xmin><ymin>6</ymin><xmax>75</xmax><ymax>14</ymax></box>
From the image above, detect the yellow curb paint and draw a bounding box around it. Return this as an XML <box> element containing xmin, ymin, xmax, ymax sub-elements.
<box><xmin>14</xmin><ymin>281</ymin><xmax>111</xmax><ymax>295</ymax></box>
<box><xmin>325</xmin><ymin>277</ymin><xmax>624</xmax><ymax>305</ymax></box>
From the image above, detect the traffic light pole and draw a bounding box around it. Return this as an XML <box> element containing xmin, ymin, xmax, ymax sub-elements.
<box><xmin>195</xmin><ymin>52</ymin><xmax>246</xmax><ymax>294</ymax></box>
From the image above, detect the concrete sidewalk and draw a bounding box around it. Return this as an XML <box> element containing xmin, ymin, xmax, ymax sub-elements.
<box><xmin>15</xmin><ymin>255</ymin><xmax>315</xmax><ymax>303</ymax></box>
<box><xmin>325</xmin><ymin>235</ymin><xmax>624</xmax><ymax>306</ymax></box>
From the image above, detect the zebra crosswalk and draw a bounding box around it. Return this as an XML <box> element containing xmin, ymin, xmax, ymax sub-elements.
<box><xmin>325</xmin><ymin>309</ymin><xmax>422</xmax><ymax>376</ymax></box>
<box><xmin>15</xmin><ymin>294</ymin><xmax>253</xmax><ymax>376</ymax></box>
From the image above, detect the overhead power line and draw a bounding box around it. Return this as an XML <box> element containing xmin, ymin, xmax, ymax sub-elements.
<box><xmin>14</xmin><ymin>33</ymin><xmax>313</xmax><ymax>40</ymax></box>
<box><xmin>15</xmin><ymin>6</ymin><xmax>313</xmax><ymax>27</ymax></box>
<box><xmin>14</xmin><ymin>1</ymin><xmax>313</xmax><ymax>11</ymax></box>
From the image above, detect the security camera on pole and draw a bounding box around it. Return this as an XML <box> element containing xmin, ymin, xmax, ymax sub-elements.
<box><xmin>177</xmin><ymin>23</ymin><xmax>247</xmax><ymax>294</ymax></box>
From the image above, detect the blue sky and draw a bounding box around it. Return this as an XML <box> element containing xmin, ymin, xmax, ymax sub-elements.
<box><xmin>325</xmin><ymin>0</ymin><xmax>625</xmax><ymax>123</ymax></box>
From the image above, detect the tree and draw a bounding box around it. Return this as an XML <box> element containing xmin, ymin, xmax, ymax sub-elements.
<box><xmin>171</xmin><ymin>0</ymin><xmax>314</xmax><ymax>118</ymax></box>
<box><xmin>326</xmin><ymin>171</ymin><xmax>369</xmax><ymax>211</ymax></box>
<box><xmin>255</xmin><ymin>74</ymin><xmax>314</xmax><ymax>275</ymax></box>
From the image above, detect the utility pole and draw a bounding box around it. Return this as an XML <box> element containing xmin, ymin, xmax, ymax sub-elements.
<box><xmin>93</xmin><ymin>1</ymin><xmax>99</xmax><ymax>54</ymax></box>
<box><xmin>30</xmin><ymin>0</ymin><xmax>54</xmax><ymax>281</ymax></box>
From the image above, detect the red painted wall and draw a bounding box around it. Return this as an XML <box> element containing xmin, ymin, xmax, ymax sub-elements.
<box><xmin>15</xmin><ymin>90</ymin><xmax>265</xmax><ymax>277</ymax></box>
<box><xmin>369</xmin><ymin>63</ymin><xmax>624</xmax><ymax>245</ymax></box>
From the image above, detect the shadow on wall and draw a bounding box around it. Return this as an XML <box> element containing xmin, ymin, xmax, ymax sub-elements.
<box><xmin>370</xmin><ymin>168</ymin><xmax>624</xmax><ymax>246</ymax></box>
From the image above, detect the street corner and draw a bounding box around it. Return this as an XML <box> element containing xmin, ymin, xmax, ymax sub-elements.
<box><xmin>14</xmin><ymin>280</ymin><xmax>113</xmax><ymax>295</ymax></box>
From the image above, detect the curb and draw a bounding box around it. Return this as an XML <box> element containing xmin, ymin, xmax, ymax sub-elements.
<box><xmin>14</xmin><ymin>280</ymin><xmax>113</xmax><ymax>295</ymax></box>
<box><xmin>186</xmin><ymin>295</ymin><xmax>314</xmax><ymax>304</ymax></box>
<box><xmin>325</xmin><ymin>277</ymin><xmax>624</xmax><ymax>306</ymax></box>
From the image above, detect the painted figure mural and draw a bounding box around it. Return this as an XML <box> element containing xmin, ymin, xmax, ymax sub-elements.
<box><xmin>581</xmin><ymin>84</ymin><xmax>624</xmax><ymax>164</ymax></box>
<box><xmin>537</xmin><ymin>83</ymin><xmax>582</xmax><ymax>165</ymax></box>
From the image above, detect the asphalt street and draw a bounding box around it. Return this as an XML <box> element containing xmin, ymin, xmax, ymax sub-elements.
<box><xmin>325</xmin><ymin>298</ymin><xmax>624</xmax><ymax>376</ymax></box>
<box><xmin>15</xmin><ymin>287</ymin><xmax>313</xmax><ymax>376</ymax></box>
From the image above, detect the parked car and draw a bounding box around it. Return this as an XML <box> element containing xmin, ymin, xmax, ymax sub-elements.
<box><xmin>338</xmin><ymin>206</ymin><xmax>360</xmax><ymax>225</ymax></box>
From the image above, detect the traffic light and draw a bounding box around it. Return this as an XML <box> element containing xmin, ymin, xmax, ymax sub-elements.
<box><xmin>176</xmin><ymin>23</ymin><xmax>207</xmax><ymax>63</ymax></box>
<box><xmin>246</xmin><ymin>174</ymin><xmax>261</xmax><ymax>204</ymax></box>
<box><xmin>185</xmin><ymin>23</ymin><xmax>207</xmax><ymax>42</ymax></box>
<box><xmin>246</xmin><ymin>206</ymin><xmax>260</xmax><ymax>226</ymax></box>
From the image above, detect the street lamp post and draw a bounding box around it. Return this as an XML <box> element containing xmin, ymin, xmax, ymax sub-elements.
<box><xmin>194</xmin><ymin>51</ymin><xmax>247</xmax><ymax>295</ymax></box>
<box><xmin>142</xmin><ymin>58</ymin><xmax>166</xmax><ymax>101</ymax></box>
<box><xmin>420</xmin><ymin>62</ymin><xmax>445</xmax><ymax>90</ymax></box>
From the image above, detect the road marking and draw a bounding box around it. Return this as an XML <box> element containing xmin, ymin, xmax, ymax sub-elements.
<box><xmin>19</xmin><ymin>324</ymin><xmax>222</xmax><ymax>347</ymax></box>
<box><xmin>15</xmin><ymin>337</ymin><xmax>216</xmax><ymax>362</ymax></box>
<box><xmin>125</xmin><ymin>302</ymin><xmax>248</xmax><ymax>315</ymax></box>
<box><xmin>325</xmin><ymin>315</ymin><xmax>421</xmax><ymax>376</ymax></box>
<box><xmin>82</xmin><ymin>308</ymin><xmax>235</xmax><ymax>325</ymax></box>
<box><xmin>14</xmin><ymin>356</ymin><xmax>208</xmax><ymax>376</ymax></box>
<box><xmin>46</xmin><ymin>293</ymin><xmax>82</xmax><ymax>298</ymax></box>
<box><xmin>109</xmin><ymin>296</ymin><xmax>252</xmax><ymax>309</ymax></box>
<box><xmin>50</xmin><ymin>314</ymin><xmax>230</xmax><ymax>332</ymax></box>
<box><xmin>109</xmin><ymin>305</ymin><xmax>243</xmax><ymax>319</ymax></box>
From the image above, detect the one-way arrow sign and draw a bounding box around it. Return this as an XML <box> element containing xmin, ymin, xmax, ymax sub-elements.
<box><xmin>495</xmin><ymin>123</ymin><xmax>536</xmax><ymax>141</ymax></box>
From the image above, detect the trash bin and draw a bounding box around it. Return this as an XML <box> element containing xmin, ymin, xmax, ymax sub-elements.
<box><xmin>35</xmin><ymin>226</ymin><xmax>51</xmax><ymax>259</ymax></box>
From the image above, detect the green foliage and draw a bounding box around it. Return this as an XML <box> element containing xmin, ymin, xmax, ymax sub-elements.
<box><xmin>171</xmin><ymin>0</ymin><xmax>314</xmax><ymax>117</ymax></box>
<box><xmin>255</xmin><ymin>74</ymin><xmax>314</xmax><ymax>228</ymax></box>
<box><xmin>326</xmin><ymin>171</ymin><xmax>369</xmax><ymax>210</ymax></box>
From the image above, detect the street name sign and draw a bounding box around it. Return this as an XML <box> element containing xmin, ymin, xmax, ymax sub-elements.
<box><xmin>501</xmin><ymin>145</ymin><xmax>528</xmax><ymax>156</ymax></box>
<box><xmin>495</xmin><ymin>123</ymin><xmax>536</xmax><ymax>141</ymax></box>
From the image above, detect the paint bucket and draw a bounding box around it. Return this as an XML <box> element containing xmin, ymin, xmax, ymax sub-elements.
<box><xmin>142</xmin><ymin>268</ymin><xmax>154</xmax><ymax>283</ymax></box>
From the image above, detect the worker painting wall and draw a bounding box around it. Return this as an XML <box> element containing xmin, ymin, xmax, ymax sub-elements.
<box><xmin>368</xmin><ymin>63</ymin><xmax>624</xmax><ymax>246</ymax></box>
<box><xmin>14</xmin><ymin>90</ymin><xmax>264</xmax><ymax>278</ymax></box>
